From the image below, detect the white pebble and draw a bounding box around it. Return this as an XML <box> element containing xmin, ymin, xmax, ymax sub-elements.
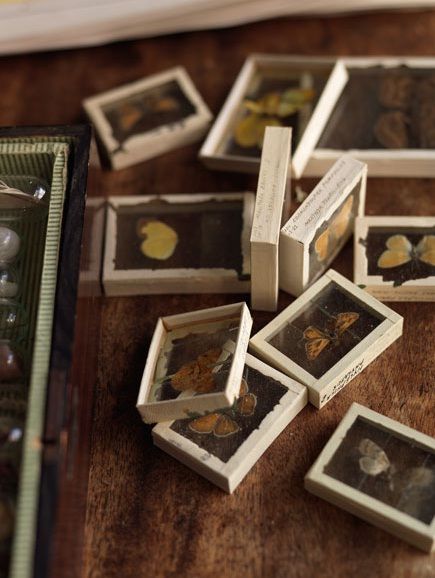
<box><xmin>0</xmin><ymin>227</ymin><xmax>20</xmax><ymax>262</ymax></box>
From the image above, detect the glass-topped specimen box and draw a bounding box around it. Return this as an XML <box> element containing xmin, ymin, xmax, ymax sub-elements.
<box><xmin>250</xmin><ymin>269</ymin><xmax>403</xmax><ymax>409</ymax></box>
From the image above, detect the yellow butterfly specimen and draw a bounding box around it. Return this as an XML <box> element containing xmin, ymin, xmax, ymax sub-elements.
<box><xmin>171</xmin><ymin>348</ymin><xmax>222</xmax><ymax>394</ymax></box>
<box><xmin>188</xmin><ymin>378</ymin><xmax>257</xmax><ymax>438</ymax></box>
<box><xmin>358</xmin><ymin>438</ymin><xmax>391</xmax><ymax>477</ymax></box>
<box><xmin>377</xmin><ymin>234</ymin><xmax>435</xmax><ymax>269</ymax></box>
<box><xmin>314</xmin><ymin>195</ymin><xmax>354</xmax><ymax>262</ymax></box>
<box><xmin>303</xmin><ymin>312</ymin><xmax>359</xmax><ymax>361</ymax></box>
<box><xmin>137</xmin><ymin>219</ymin><xmax>178</xmax><ymax>260</ymax></box>
<box><xmin>234</xmin><ymin>87</ymin><xmax>315</xmax><ymax>149</ymax></box>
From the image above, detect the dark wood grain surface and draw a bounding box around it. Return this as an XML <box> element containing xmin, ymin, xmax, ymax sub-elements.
<box><xmin>1</xmin><ymin>8</ymin><xmax>434</xmax><ymax>578</ymax></box>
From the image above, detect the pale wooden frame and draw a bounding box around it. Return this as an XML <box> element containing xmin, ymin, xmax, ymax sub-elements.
<box><xmin>305</xmin><ymin>402</ymin><xmax>435</xmax><ymax>552</ymax></box>
<box><xmin>250</xmin><ymin>126</ymin><xmax>292</xmax><ymax>312</ymax></box>
<box><xmin>249</xmin><ymin>269</ymin><xmax>403</xmax><ymax>408</ymax></box>
<box><xmin>83</xmin><ymin>66</ymin><xmax>212</xmax><ymax>169</ymax></box>
<box><xmin>199</xmin><ymin>54</ymin><xmax>347</xmax><ymax>178</ymax></box>
<box><xmin>103</xmin><ymin>192</ymin><xmax>255</xmax><ymax>296</ymax></box>
<box><xmin>305</xmin><ymin>56</ymin><xmax>435</xmax><ymax>178</ymax></box>
<box><xmin>79</xmin><ymin>196</ymin><xmax>105</xmax><ymax>297</ymax></box>
<box><xmin>279</xmin><ymin>155</ymin><xmax>367</xmax><ymax>297</ymax></box>
<box><xmin>136</xmin><ymin>302</ymin><xmax>253</xmax><ymax>423</ymax></box>
<box><xmin>152</xmin><ymin>352</ymin><xmax>307</xmax><ymax>493</ymax></box>
<box><xmin>354</xmin><ymin>216</ymin><xmax>435</xmax><ymax>302</ymax></box>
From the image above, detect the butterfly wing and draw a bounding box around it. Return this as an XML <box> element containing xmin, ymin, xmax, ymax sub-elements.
<box><xmin>416</xmin><ymin>235</ymin><xmax>435</xmax><ymax>266</ymax></box>
<box><xmin>239</xmin><ymin>377</ymin><xmax>249</xmax><ymax>397</ymax></box>
<box><xmin>377</xmin><ymin>235</ymin><xmax>413</xmax><ymax>268</ymax></box>
<box><xmin>139</xmin><ymin>220</ymin><xmax>178</xmax><ymax>260</ymax></box>
<box><xmin>214</xmin><ymin>415</ymin><xmax>240</xmax><ymax>438</ymax></box>
<box><xmin>314</xmin><ymin>229</ymin><xmax>329</xmax><ymax>262</ymax></box>
<box><xmin>334</xmin><ymin>312</ymin><xmax>360</xmax><ymax>336</ymax></box>
<box><xmin>236</xmin><ymin>393</ymin><xmax>257</xmax><ymax>417</ymax></box>
<box><xmin>386</xmin><ymin>234</ymin><xmax>413</xmax><ymax>252</ymax></box>
<box><xmin>188</xmin><ymin>413</ymin><xmax>220</xmax><ymax>434</ymax></box>
<box><xmin>358</xmin><ymin>438</ymin><xmax>390</xmax><ymax>476</ymax></box>
<box><xmin>330</xmin><ymin>195</ymin><xmax>354</xmax><ymax>240</ymax></box>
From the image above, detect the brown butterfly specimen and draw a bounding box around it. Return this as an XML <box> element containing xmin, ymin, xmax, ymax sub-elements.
<box><xmin>314</xmin><ymin>195</ymin><xmax>354</xmax><ymax>262</ymax></box>
<box><xmin>171</xmin><ymin>348</ymin><xmax>222</xmax><ymax>394</ymax></box>
<box><xmin>378</xmin><ymin>73</ymin><xmax>413</xmax><ymax>110</ymax></box>
<box><xmin>303</xmin><ymin>312</ymin><xmax>359</xmax><ymax>361</ymax></box>
<box><xmin>374</xmin><ymin>110</ymin><xmax>409</xmax><ymax>149</ymax></box>
<box><xmin>188</xmin><ymin>378</ymin><xmax>257</xmax><ymax>438</ymax></box>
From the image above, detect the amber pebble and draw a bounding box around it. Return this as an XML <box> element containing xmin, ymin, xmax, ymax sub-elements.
<box><xmin>0</xmin><ymin>498</ymin><xmax>15</xmax><ymax>542</ymax></box>
<box><xmin>374</xmin><ymin>110</ymin><xmax>409</xmax><ymax>149</ymax></box>
<box><xmin>0</xmin><ymin>343</ymin><xmax>24</xmax><ymax>382</ymax></box>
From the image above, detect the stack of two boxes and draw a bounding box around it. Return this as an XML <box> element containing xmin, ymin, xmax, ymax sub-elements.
<box><xmin>136</xmin><ymin>127</ymin><xmax>403</xmax><ymax>495</ymax></box>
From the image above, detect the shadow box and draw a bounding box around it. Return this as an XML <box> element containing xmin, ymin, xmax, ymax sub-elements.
<box><xmin>354</xmin><ymin>216</ymin><xmax>435</xmax><ymax>302</ymax></box>
<box><xmin>103</xmin><ymin>193</ymin><xmax>254</xmax><ymax>296</ymax></box>
<box><xmin>199</xmin><ymin>54</ymin><xmax>347</xmax><ymax>178</ymax></box>
<box><xmin>279</xmin><ymin>155</ymin><xmax>367</xmax><ymax>297</ymax></box>
<box><xmin>136</xmin><ymin>302</ymin><xmax>253</xmax><ymax>423</ymax></box>
<box><xmin>152</xmin><ymin>352</ymin><xmax>307</xmax><ymax>493</ymax></box>
<box><xmin>83</xmin><ymin>67</ymin><xmax>212</xmax><ymax>170</ymax></box>
<box><xmin>249</xmin><ymin>269</ymin><xmax>403</xmax><ymax>409</ymax></box>
<box><xmin>305</xmin><ymin>403</ymin><xmax>435</xmax><ymax>552</ymax></box>
<box><xmin>0</xmin><ymin>125</ymin><xmax>91</xmax><ymax>578</ymax></box>
<box><xmin>305</xmin><ymin>56</ymin><xmax>435</xmax><ymax>178</ymax></box>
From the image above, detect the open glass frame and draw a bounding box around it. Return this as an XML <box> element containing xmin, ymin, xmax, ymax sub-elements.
<box><xmin>250</xmin><ymin>269</ymin><xmax>403</xmax><ymax>408</ymax></box>
<box><xmin>305</xmin><ymin>403</ymin><xmax>435</xmax><ymax>552</ymax></box>
<box><xmin>354</xmin><ymin>216</ymin><xmax>435</xmax><ymax>302</ymax></box>
<box><xmin>84</xmin><ymin>66</ymin><xmax>212</xmax><ymax>169</ymax></box>
<box><xmin>152</xmin><ymin>352</ymin><xmax>307</xmax><ymax>493</ymax></box>
<box><xmin>306</xmin><ymin>57</ymin><xmax>435</xmax><ymax>178</ymax></box>
<box><xmin>136</xmin><ymin>303</ymin><xmax>252</xmax><ymax>423</ymax></box>
<box><xmin>103</xmin><ymin>193</ymin><xmax>254</xmax><ymax>296</ymax></box>
<box><xmin>200</xmin><ymin>55</ymin><xmax>347</xmax><ymax>178</ymax></box>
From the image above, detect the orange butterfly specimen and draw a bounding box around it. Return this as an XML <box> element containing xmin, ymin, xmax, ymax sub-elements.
<box><xmin>188</xmin><ymin>378</ymin><xmax>257</xmax><ymax>438</ymax></box>
<box><xmin>171</xmin><ymin>348</ymin><xmax>222</xmax><ymax>394</ymax></box>
<box><xmin>314</xmin><ymin>196</ymin><xmax>354</xmax><ymax>262</ymax></box>
<box><xmin>377</xmin><ymin>234</ymin><xmax>435</xmax><ymax>269</ymax></box>
<box><xmin>303</xmin><ymin>312</ymin><xmax>360</xmax><ymax>361</ymax></box>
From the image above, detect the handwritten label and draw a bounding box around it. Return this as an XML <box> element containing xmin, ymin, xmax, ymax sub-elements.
<box><xmin>282</xmin><ymin>156</ymin><xmax>364</xmax><ymax>242</ymax></box>
<box><xmin>320</xmin><ymin>359</ymin><xmax>365</xmax><ymax>406</ymax></box>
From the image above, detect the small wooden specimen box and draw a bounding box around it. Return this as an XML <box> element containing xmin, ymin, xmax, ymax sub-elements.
<box><xmin>103</xmin><ymin>192</ymin><xmax>255</xmax><ymax>296</ymax></box>
<box><xmin>199</xmin><ymin>54</ymin><xmax>347</xmax><ymax>177</ymax></box>
<box><xmin>305</xmin><ymin>402</ymin><xmax>435</xmax><ymax>552</ymax></box>
<box><xmin>279</xmin><ymin>155</ymin><xmax>367</xmax><ymax>297</ymax></box>
<box><xmin>136</xmin><ymin>302</ymin><xmax>253</xmax><ymax>423</ymax></box>
<box><xmin>249</xmin><ymin>269</ymin><xmax>403</xmax><ymax>408</ymax></box>
<box><xmin>83</xmin><ymin>66</ymin><xmax>212</xmax><ymax>169</ymax></box>
<box><xmin>354</xmin><ymin>216</ymin><xmax>435</xmax><ymax>302</ymax></box>
<box><xmin>153</xmin><ymin>352</ymin><xmax>307</xmax><ymax>493</ymax></box>
<box><xmin>250</xmin><ymin>126</ymin><xmax>292</xmax><ymax>312</ymax></box>
<box><xmin>308</xmin><ymin>57</ymin><xmax>435</xmax><ymax>178</ymax></box>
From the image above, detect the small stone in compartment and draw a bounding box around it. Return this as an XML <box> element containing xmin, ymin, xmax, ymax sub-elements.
<box><xmin>0</xmin><ymin>343</ymin><xmax>24</xmax><ymax>382</ymax></box>
<box><xmin>0</xmin><ymin>498</ymin><xmax>14</xmax><ymax>542</ymax></box>
<box><xmin>378</xmin><ymin>73</ymin><xmax>413</xmax><ymax>110</ymax></box>
<box><xmin>0</xmin><ymin>266</ymin><xmax>18</xmax><ymax>298</ymax></box>
<box><xmin>374</xmin><ymin>110</ymin><xmax>409</xmax><ymax>149</ymax></box>
<box><xmin>0</xmin><ymin>227</ymin><xmax>20</xmax><ymax>263</ymax></box>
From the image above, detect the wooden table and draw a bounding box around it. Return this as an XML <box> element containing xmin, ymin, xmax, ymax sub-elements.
<box><xmin>1</xmin><ymin>8</ymin><xmax>434</xmax><ymax>578</ymax></box>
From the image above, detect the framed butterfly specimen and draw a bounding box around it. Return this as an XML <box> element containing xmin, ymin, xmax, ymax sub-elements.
<box><xmin>354</xmin><ymin>216</ymin><xmax>435</xmax><ymax>302</ymax></box>
<box><xmin>199</xmin><ymin>55</ymin><xmax>348</xmax><ymax>177</ymax></box>
<box><xmin>83</xmin><ymin>67</ymin><xmax>212</xmax><ymax>170</ymax></box>
<box><xmin>152</xmin><ymin>353</ymin><xmax>307</xmax><ymax>493</ymax></box>
<box><xmin>309</xmin><ymin>57</ymin><xmax>435</xmax><ymax>178</ymax></box>
<box><xmin>305</xmin><ymin>402</ymin><xmax>435</xmax><ymax>552</ymax></box>
<box><xmin>250</xmin><ymin>269</ymin><xmax>403</xmax><ymax>408</ymax></box>
<box><xmin>136</xmin><ymin>302</ymin><xmax>253</xmax><ymax>423</ymax></box>
<box><xmin>103</xmin><ymin>193</ymin><xmax>255</xmax><ymax>296</ymax></box>
<box><xmin>280</xmin><ymin>155</ymin><xmax>367</xmax><ymax>297</ymax></box>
